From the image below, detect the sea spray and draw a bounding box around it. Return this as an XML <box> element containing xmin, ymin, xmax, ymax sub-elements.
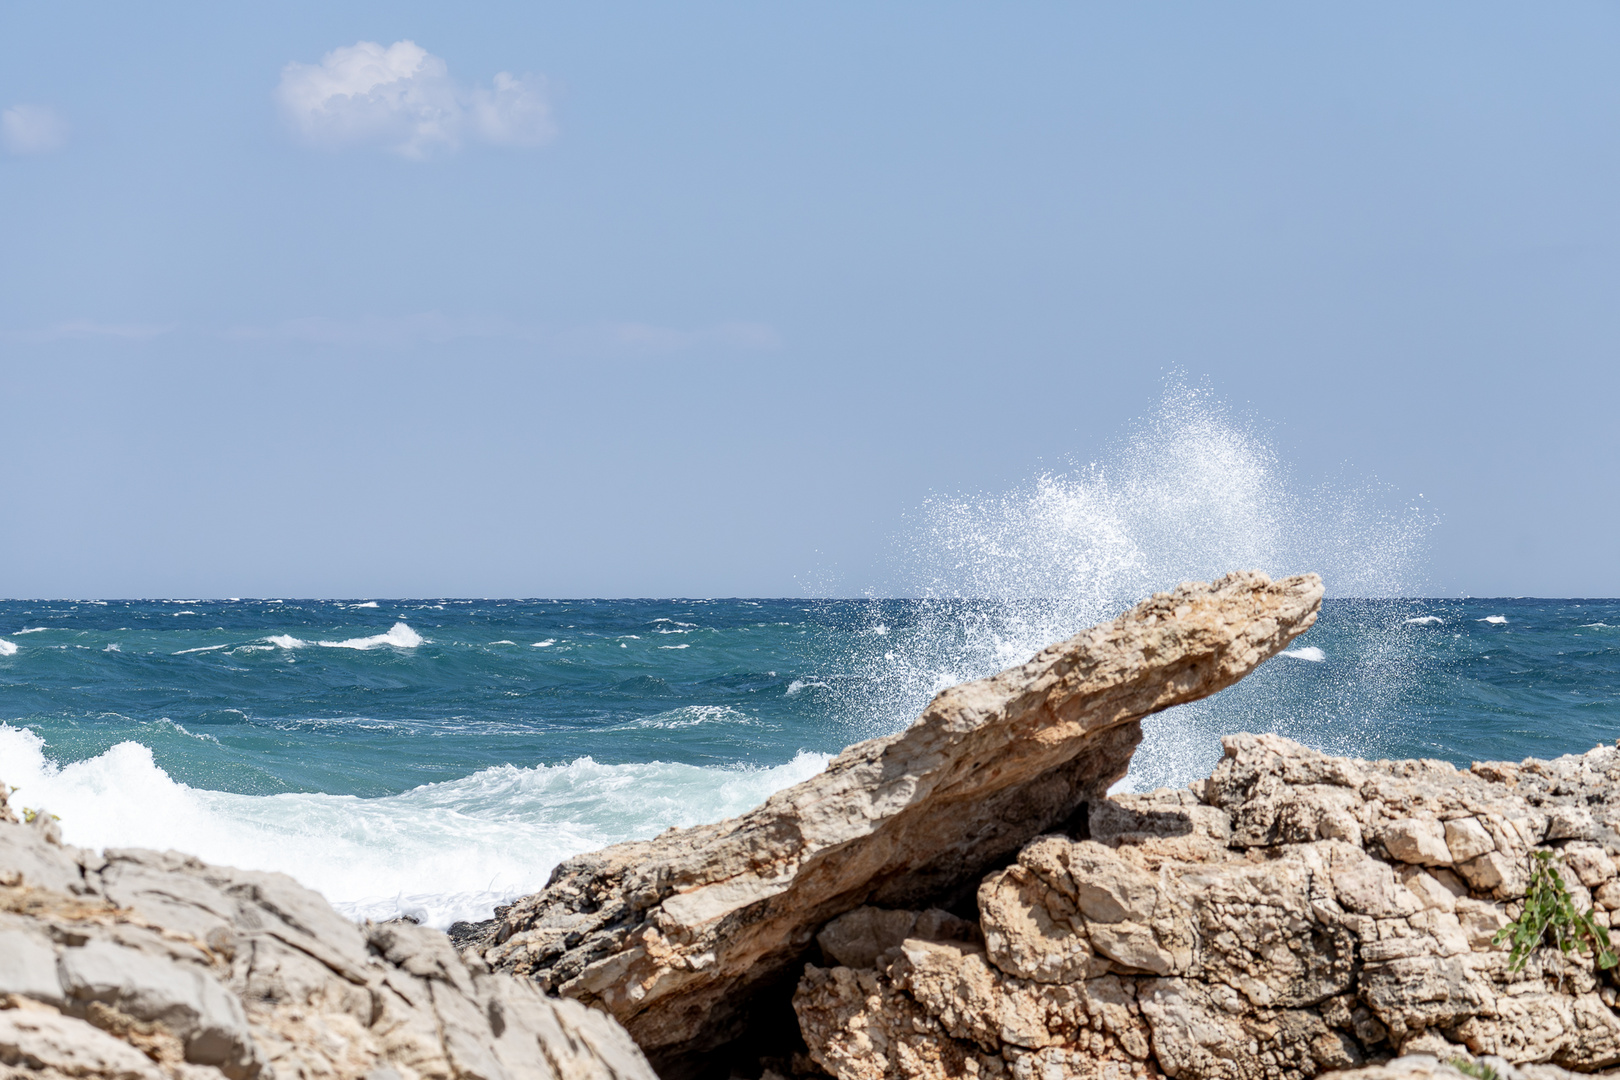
<box><xmin>823</xmin><ymin>383</ymin><xmax>1435</xmax><ymax>787</ymax></box>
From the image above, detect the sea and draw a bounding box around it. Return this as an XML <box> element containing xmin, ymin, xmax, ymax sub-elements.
<box><xmin>1</xmin><ymin>391</ymin><xmax>1615</xmax><ymax>929</ymax></box>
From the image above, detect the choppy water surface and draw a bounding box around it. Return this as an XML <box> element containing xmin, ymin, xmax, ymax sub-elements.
<box><xmin>1</xmin><ymin>595</ymin><xmax>1615</xmax><ymax>927</ymax></box>
<box><xmin>2</xmin><ymin>387</ymin><xmax>1613</xmax><ymax>926</ymax></box>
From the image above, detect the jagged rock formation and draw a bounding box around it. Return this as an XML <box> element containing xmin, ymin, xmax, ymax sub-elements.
<box><xmin>792</xmin><ymin>733</ymin><xmax>1620</xmax><ymax>1080</ymax></box>
<box><xmin>0</xmin><ymin>785</ymin><xmax>656</xmax><ymax>1080</ymax></box>
<box><xmin>473</xmin><ymin>572</ymin><xmax>1325</xmax><ymax>1071</ymax></box>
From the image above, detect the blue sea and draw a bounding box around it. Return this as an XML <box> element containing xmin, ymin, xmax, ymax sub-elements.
<box><xmin>1</xmin><ymin>594</ymin><xmax>1617</xmax><ymax>927</ymax></box>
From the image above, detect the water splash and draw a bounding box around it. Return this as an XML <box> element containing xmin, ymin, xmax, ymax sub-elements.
<box><xmin>829</xmin><ymin>383</ymin><xmax>1434</xmax><ymax>789</ymax></box>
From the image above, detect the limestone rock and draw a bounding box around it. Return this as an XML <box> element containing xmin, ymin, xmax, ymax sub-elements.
<box><xmin>0</xmin><ymin>786</ymin><xmax>656</xmax><ymax>1080</ymax></box>
<box><xmin>793</xmin><ymin>732</ymin><xmax>1620</xmax><ymax>1080</ymax></box>
<box><xmin>474</xmin><ymin>572</ymin><xmax>1323</xmax><ymax>1069</ymax></box>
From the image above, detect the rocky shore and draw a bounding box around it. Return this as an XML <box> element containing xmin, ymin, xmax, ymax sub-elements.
<box><xmin>5</xmin><ymin>571</ymin><xmax>1620</xmax><ymax>1080</ymax></box>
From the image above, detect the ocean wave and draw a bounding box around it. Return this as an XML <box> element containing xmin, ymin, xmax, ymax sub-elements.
<box><xmin>1280</xmin><ymin>647</ymin><xmax>1326</xmax><ymax>662</ymax></box>
<box><xmin>531</xmin><ymin>639</ymin><xmax>556</xmax><ymax>647</ymax></box>
<box><xmin>1479</xmin><ymin>615</ymin><xmax>1508</xmax><ymax>624</ymax></box>
<box><xmin>0</xmin><ymin>724</ymin><xmax>827</xmax><ymax>929</ymax></box>
<box><xmin>265</xmin><ymin>622</ymin><xmax>424</xmax><ymax>651</ymax></box>
<box><xmin>353</xmin><ymin>601</ymin><xmax>379</xmax><ymax>608</ymax></box>
<box><xmin>0</xmin><ymin>639</ymin><xmax>16</xmax><ymax>657</ymax></box>
<box><xmin>659</xmin><ymin>644</ymin><xmax>690</xmax><ymax>650</ymax></box>
<box><xmin>174</xmin><ymin>644</ymin><xmax>230</xmax><ymax>655</ymax></box>
<box><xmin>1404</xmin><ymin>616</ymin><xmax>1444</xmax><ymax>626</ymax></box>
<box><xmin>785</xmin><ymin>679</ymin><xmax>829</xmax><ymax>697</ymax></box>
<box><xmin>607</xmin><ymin>705</ymin><xmax>758</xmax><ymax>731</ymax></box>
<box><xmin>14</xmin><ymin>628</ymin><xmax>49</xmax><ymax>635</ymax></box>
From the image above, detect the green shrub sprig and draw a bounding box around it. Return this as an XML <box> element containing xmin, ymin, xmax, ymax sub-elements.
<box><xmin>1493</xmin><ymin>850</ymin><xmax>1617</xmax><ymax>972</ymax></box>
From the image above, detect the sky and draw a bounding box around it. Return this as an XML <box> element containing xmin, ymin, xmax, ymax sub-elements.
<box><xmin>2</xmin><ymin>2</ymin><xmax>1618</xmax><ymax>599</ymax></box>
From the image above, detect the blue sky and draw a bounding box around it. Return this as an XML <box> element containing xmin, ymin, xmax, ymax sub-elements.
<box><xmin>3</xmin><ymin>2</ymin><xmax>1618</xmax><ymax>598</ymax></box>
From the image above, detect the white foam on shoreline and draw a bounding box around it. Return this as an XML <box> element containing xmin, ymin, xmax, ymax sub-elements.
<box><xmin>0</xmin><ymin>724</ymin><xmax>828</xmax><ymax>929</ymax></box>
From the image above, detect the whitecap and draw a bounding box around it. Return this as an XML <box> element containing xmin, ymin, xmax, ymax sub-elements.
<box><xmin>1479</xmin><ymin>615</ymin><xmax>1508</xmax><ymax>624</ymax></box>
<box><xmin>1279</xmin><ymin>647</ymin><xmax>1325</xmax><ymax>662</ymax></box>
<box><xmin>174</xmin><ymin>644</ymin><xmax>230</xmax><ymax>655</ymax></box>
<box><xmin>312</xmin><ymin>623</ymin><xmax>424</xmax><ymax>650</ymax></box>
<box><xmin>659</xmin><ymin>644</ymin><xmax>690</xmax><ymax>650</ymax></box>
<box><xmin>174</xmin><ymin>611</ymin><xmax>197</xmax><ymax>616</ymax></box>
<box><xmin>0</xmin><ymin>724</ymin><xmax>826</xmax><ymax>929</ymax></box>
<box><xmin>0</xmin><ymin>639</ymin><xmax>17</xmax><ymax>657</ymax></box>
<box><xmin>785</xmin><ymin>679</ymin><xmax>829</xmax><ymax>697</ymax></box>
<box><xmin>267</xmin><ymin>634</ymin><xmax>306</xmax><ymax>649</ymax></box>
<box><xmin>531</xmin><ymin>640</ymin><xmax>556</xmax><ymax>647</ymax></box>
<box><xmin>103</xmin><ymin>643</ymin><xmax>121</xmax><ymax>653</ymax></box>
<box><xmin>353</xmin><ymin>601</ymin><xmax>380</xmax><ymax>608</ymax></box>
<box><xmin>488</xmin><ymin>640</ymin><xmax>517</xmax><ymax>646</ymax></box>
<box><xmin>14</xmin><ymin>628</ymin><xmax>49</xmax><ymax>635</ymax></box>
<box><xmin>1404</xmin><ymin>616</ymin><xmax>1444</xmax><ymax>626</ymax></box>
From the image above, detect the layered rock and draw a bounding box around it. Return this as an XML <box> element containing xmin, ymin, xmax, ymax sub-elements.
<box><xmin>473</xmin><ymin>572</ymin><xmax>1325</xmax><ymax>1070</ymax></box>
<box><xmin>0</xmin><ymin>785</ymin><xmax>655</xmax><ymax>1080</ymax></box>
<box><xmin>792</xmin><ymin>733</ymin><xmax>1620</xmax><ymax>1080</ymax></box>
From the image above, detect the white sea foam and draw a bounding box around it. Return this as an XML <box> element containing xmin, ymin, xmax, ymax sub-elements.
<box><xmin>14</xmin><ymin>628</ymin><xmax>49</xmax><ymax>635</ymax></box>
<box><xmin>532</xmin><ymin>639</ymin><xmax>555</xmax><ymax>647</ymax></box>
<box><xmin>0</xmin><ymin>724</ymin><xmax>828</xmax><ymax>929</ymax></box>
<box><xmin>103</xmin><ymin>643</ymin><xmax>120</xmax><ymax>653</ymax></box>
<box><xmin>1405</xmin><ymin>616</ymin><xmax>1444</xmax><ymax>626</ymax></box>
<box><xmin>785</xmin><ymin>679</ymin><xmax>828</xmax><ymax>697</ymax></box>
<box><xmin>1280</xmin><ymin>647</ymin><xmax>1326</xmax><ymax>662</ymax></box>
<box><xmin>1479</xmin><ymin>615</ymin><xmax>1508</xmax><ymax>624</ymax></box>
<box><xmin>174</xmin><ymin>645</ymin><xmax>230</xmax><ymax>655</ymax></box>
<box><xmin>353</xmin><ymin>601</ymin><xmax>380</xmax><ymax>608</ymax></box>
<box><xmin>659</xmin><ymin>644</ymin><xmax>690</xmax><ymax>650</ymax></box>
<box><xmin>489</xmin><ymin>640</ymin><xmax>517</xmax><ymax>646</ymax></box>
<box><xmin>0</xmin><ymin>639</ymin><xmax>17</xmax><ymax>657</ymax></box>
<box><xmin>266</xmin><ymin>623</ymin><xmax>423</xmax><ymax>651</ymax></box>
<box><xmin>321</xmin><ymin>623</ymin><xmax>424</xmax><ymax>649</ymax></box>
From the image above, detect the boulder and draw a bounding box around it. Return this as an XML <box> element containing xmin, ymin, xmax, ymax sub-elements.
<box><xmin>0</xmin><ymin>784</ymin><xmax>656</xmax><ymax>1080</ymax></box>
<box><xmin>473</xmin><ymin>571</ymin><xmax>1324</xmax><ymax>1071</ymax></box>
<box><xmin>793</xmin><ymin>734</ymin><xmax>1620</xmax><ymax>1080</ymax></box>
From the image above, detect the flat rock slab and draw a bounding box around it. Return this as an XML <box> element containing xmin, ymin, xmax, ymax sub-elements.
<box><xmin>476</xmin><ymin>571</ymin><xmax>1323</xmax><ymax>1070</ymax></box>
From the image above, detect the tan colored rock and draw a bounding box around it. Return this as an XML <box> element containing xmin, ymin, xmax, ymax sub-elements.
<box><xmin>0</xmin><ymin>788</ymin><xmax>656</xmax><ymax>1080</ymax></box>
<box><xmin>1382</xmin><ymin>820</ymin><xmax>1452</xmax><ymax>867</ymax></box>
<box><xmin>1442</xmin><ymin>819</ymin><xmax>1494</xmax><ymax>865</ymax></box>
<box><xmin>476</xmin><ymin>572</ymin><xmax>1323</xmax><ymax>1068</ymax></box>
<box><xmin>794</xmin><ymin>730</ymin><xmax>1620</xmax><ymax>1080</ymax></box>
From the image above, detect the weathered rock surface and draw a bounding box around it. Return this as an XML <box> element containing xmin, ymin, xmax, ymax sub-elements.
<box><xmin>473</xmin><ymin>572</ymin><xmax>1324</xmax><ymax>1069</ymax></box>
<box><xmin>792</xmin><ymin>733</ymin><xmax>1620</xmax><ymax>1080</ymax></box>
<box><xmin>1324</xmin><ymin>1052</ymin><xmax>1604</xmax><ymax>1080</ymax></box>
<box><xmin>0</xmin><ymin>786</ymin><xmax>656</xmax><ymax>1080</ymax></box>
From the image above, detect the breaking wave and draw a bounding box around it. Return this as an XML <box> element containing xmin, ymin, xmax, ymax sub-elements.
<box><xmin>0</xmin><ymin>723</ymin><xmax>827</xmax><ymax>929</ymax></box>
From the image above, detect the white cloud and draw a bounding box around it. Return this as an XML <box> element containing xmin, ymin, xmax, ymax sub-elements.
<box><xmin>276</xmin><ymin>40</ymin><xmax>554</xmax><ymax>158</ymax></box>
<box><xmin>1</xmin><ymin>104</ymin><xmax>69</xmax><ymax>155</ymax></box>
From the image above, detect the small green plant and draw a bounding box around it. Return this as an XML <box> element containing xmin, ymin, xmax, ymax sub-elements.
<box><xmin>1449</xmin><ymin>1058</ymin><xmax>1501</xmax><ymax>1080</ymax></box>
<box><xmin>1493</xmin><ymin>850</ymin><xmax>1618</xmax><ymax>972</ymax></box>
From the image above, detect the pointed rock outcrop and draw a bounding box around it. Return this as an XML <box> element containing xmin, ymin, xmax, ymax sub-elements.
<box><xmin>473</xmin><ymin>571</ymin><xmax>1324</xmax><ymax>1071</ymax></box>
